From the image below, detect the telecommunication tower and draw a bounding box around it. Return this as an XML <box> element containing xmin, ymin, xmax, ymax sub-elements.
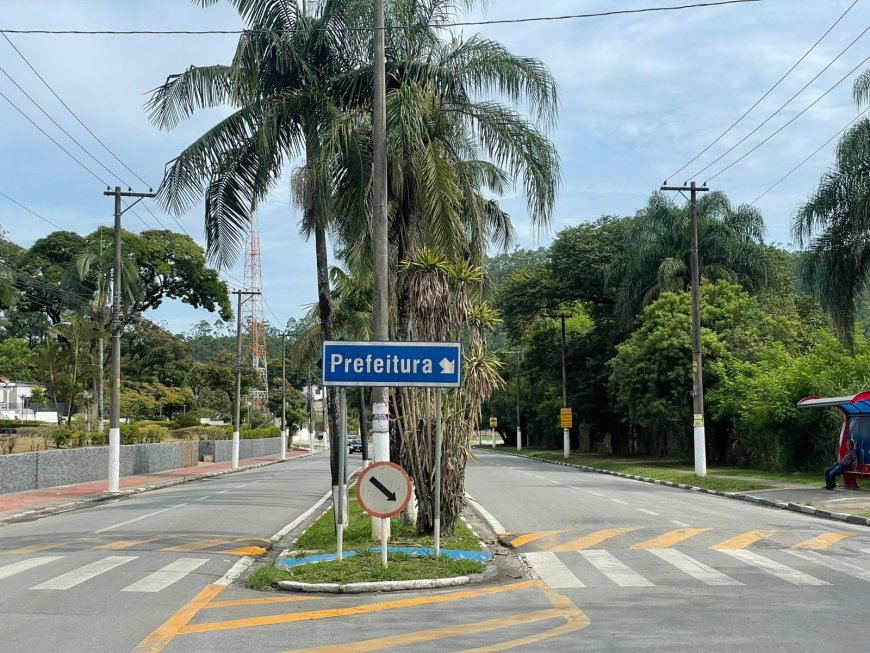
<box><xmin>243</xmin><ymin>209</ymin><xmax>269</xmax><ymax>408</ymax></box>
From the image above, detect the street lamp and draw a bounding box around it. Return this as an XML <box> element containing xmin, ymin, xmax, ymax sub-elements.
<box><xmin>544</xmin><ymin>313</ymin><xmax>571</xmax><ymax>459</ymax></box>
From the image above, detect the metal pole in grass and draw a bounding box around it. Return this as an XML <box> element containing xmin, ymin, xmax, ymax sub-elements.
<box><xmin>336</xmin><ymin>388</ymin><xmax>346</xmax><ymax>562</ymax></box>
<box><xmin>381</xmin><ymin>516</ymin><xmax>388</xmax><ymax>568</ymax></box>
<box><xmin>434</xmin><ymin>388</ymin><xmax>442</xmax><ymax>558</ymax></box>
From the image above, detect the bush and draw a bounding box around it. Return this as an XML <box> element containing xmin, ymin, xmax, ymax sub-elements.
<box><xmin>0</xmin><ymin>420</ymin><xmax>41</xmax><ymax>430</ymax></box>
<box><xmin>241</xmin><ymin>427</ymin><xmax>281</xmax><ymax>439</ymax></box>
<box><xmin>169</xmin><ymin>425</ymin><xmax>229</xmax><ymax>441</ymax></box>
<box><xmin>52</xmin><ymin>429</ymin><xmax>73</xmax><ymax>449</ymax></box>
<box><xmin>120</xmin><ymin>423</ymin><xmax>141</xmax><ymax>445</ymax></box>
<box><xmin>139</xmin><ymin>424</ymin><xmax>168</xmax><ymax>443</ymax></box>
<box><xmin>0</xmin><ymin>435</ymin><xmax>17</xmax><ymax>455</ymax></box>
<box><xmin>173</xmin><ymin>412</ymin><xmax>200</xmax><ymax>428</ymax></box>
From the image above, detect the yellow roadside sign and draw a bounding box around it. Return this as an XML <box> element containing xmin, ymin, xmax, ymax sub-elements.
<box><xmin>489</xmin><ymin>417</ymin><xmax>498</xmax><ymax>428</ymax></box>
<box><xmin>560</xmin><ymin>408</ymin><xmax>573</xmax><ymax>429</ymax></box>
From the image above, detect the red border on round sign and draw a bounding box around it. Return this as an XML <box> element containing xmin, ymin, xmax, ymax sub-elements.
<box><xmin>356</xmin><ymin>461</ymin><xmax>412</xmax><ymax>519</ymax></box>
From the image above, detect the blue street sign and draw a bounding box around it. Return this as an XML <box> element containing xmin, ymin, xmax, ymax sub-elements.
<box><xmin>322</xmin><ymin>341</ymin><xmax>462</xmax><ymax>388</ymax></box>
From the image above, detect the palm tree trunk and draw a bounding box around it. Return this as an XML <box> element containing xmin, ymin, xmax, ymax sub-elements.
<box><xmin>312</xmin><ymin>189</ymin><xmax>340</xmax><ymax>487</ymax></box>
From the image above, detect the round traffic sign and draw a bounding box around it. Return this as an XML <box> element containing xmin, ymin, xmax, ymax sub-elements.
<box><xmin>356</xmin><ymin>462</ymin><xmax>412</xmax><ymax>519</ymax></box>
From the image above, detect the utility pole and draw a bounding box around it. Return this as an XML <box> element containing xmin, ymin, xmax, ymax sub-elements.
<box><xmin>660</xmin><ymin>181</ymin><xmax>710</xmax><ymax>477</ymax></box>
<box><xmin>281</xmin><ymin>331</ymin><xmax>287</xmax><ymax>460</ymax></box>
<box><xmin>505</xmin><ymin>350</ymin><xmax>522</xmax><ymax>451</ymax></box>
<box><xmin>103</xmin><ymin>186</ymin><xmax>154</xmax><ymax>493</ymax></box>
<box><xmin>232</xmin><ymin>289</ymin><xmax>259</xmax><ymax>469</ymax></box>
<box><xmin>371</xmin><ymin>0</ymin><xmax>390</xmax><ymax>537</ymax></box>
<box><xmin>545</xmin><ymin>313</ymin><xmax>571</xmax><ymax>459</ymax></box>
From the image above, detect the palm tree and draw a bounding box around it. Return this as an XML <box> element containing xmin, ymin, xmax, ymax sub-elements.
<box><xmin>614</xmin><ymin>191</ymin><xmax>769</xmax><ymax>324</ymax></box>
<box><xmin>792</xmin><ymin>73</ymin><xmax>870</xmax><ymax>351</ymax></box>
<box><xmin>792</xmin><ymin>118</ymin><xmax>870</xmax><ymax>350</ymax></box>
<box><xmin>147</xmin><ymin>0</ymin><xmax>368</xmax><ymax>485</ymax></box>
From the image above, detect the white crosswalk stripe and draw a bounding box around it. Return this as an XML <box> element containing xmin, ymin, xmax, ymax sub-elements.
<box><xmin>0</xmin><ymin>556</ymin><xmax>64</xmax><ymax>581</ymax></box>
<box><xmin>718</xmin><ymin>550</ymin><xmax>829</xmax><ymax>586</ymax></box>
<box><xmin>579</xmin><ymin>550</ymin><xmax>655</xmax><ymax>587</ymax></box>
<box><xmin>785</xmin><ymin>550</ymin><xmax>870</xmax><ymax>582</ymax></box>
<box><xmin>30</xmin><ymin>556</ymin><xmax>137</xmax><ymax>590</ymax></box>
<box><xmin>524</xmin><ymin>552</ymin><xmax>585</xmax><ymax>588</ymax></box>
<box><xmin>122</xmin><ymin>558</ymin><xmax>209</xmax><ymax>592</ymax></box>
<box><xmin>647</xmin><ymin>548</ymin><xmax>742</xmax><ymax>586</ymax></box>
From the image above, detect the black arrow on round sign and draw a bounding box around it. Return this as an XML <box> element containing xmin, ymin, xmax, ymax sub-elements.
<box><xmin>369</xmin><ymin>476</ymin><xmax>397</xmax><ymax>501</ymax></box>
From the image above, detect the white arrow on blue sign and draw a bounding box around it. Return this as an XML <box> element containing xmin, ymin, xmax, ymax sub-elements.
<box><xmin>322</xmin><ymin>340</ymin><xmax>462</xmax><ymax>388</ymax></box>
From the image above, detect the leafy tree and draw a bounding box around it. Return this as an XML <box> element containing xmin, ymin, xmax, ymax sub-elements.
<box><xmin>121</xmin><ymin>318</ymin><xmax>195</xmax><ymax>387</ymax></box>
<box><xmin>487</xmin><ymin>247</ymin><xmax>550</xmax><ymax>290</ymax></box>
<box><xmin>609</xmin><ymin>280</ymin><xmax>805</xmax><ymax>460</ymax></box>
<box><xmin>0</xmin><ymin>337</ymin><xmax>37</xmax><ymax>380</ymax></box>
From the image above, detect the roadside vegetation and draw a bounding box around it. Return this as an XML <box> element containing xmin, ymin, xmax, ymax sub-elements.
<box><xmin>251</xmin><ymin>487</ymin><xmax>484</xmax><ymax>588</ymax></box>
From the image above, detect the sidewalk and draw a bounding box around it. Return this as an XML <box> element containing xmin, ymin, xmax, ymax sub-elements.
<box><xmin>0</xmin><ymin>448</ymin><xmax>318</xmax><ymax>524</ymax></box>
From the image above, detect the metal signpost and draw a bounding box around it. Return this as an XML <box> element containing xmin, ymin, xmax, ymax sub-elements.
<box><xmin>356</xmin><ymin>462</ymin><xmax>412</xmax><ymax>566</ymax></box>
<box><xmin>323</xmin><ymin>340</ymin><xmax>461</xmax><ymax>564</ymax></box>
<box><xmin>489</xmin><ymin>416</ymin><xmax>497</xmax><ymax>448</ymax></box>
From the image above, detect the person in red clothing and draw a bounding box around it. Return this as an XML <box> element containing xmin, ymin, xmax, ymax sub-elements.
<box><xmin>824</xmin><ymin>439</ymin><xmax>857</xmax><ymax>489</ymax></box>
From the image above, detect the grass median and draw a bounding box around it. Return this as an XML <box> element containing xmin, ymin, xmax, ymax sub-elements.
<box><xmin>506</xmin><ymin>449</ymin><xmax>820</xmax><ymax>492</ymax></box>
<box><xmin>250</xmin><ymin>487</ymin><xmax>485</xmax><ymax>589</ymax></box>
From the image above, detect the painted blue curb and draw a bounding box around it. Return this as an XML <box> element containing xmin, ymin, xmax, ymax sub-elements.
<box><xmin>278</xmin><ymin>546</ymin><xmax>492</xmax><ymax>569</ymax></box>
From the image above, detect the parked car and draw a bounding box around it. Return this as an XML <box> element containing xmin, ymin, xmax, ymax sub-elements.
<box><xmin>348</xmin><ymin>436</ymin><xmax>363</xmax><ymax>454</ymax></box>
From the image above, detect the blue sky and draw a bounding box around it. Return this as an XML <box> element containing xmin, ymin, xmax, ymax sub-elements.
<box><xmin>0</xmin><ymin>0</ymin><xmax>868</xmax><ymax>334</ymax></box>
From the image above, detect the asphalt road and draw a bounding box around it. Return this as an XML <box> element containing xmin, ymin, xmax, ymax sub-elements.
<box><xmin>0</xmin><ymin>453</ymin><xmax>333</xmax><ymax>653</ymax></box>
<box><xmin>7</xmin><ymin>448</ymin><xmax>870</xmax><ymax>652</ymax></box>
<box><xmin>464</xmin><ymin>449</ymin><xmax>870</xmax><ymax>652</ymax></box>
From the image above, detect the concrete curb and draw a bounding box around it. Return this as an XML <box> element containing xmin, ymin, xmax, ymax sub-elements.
<box><xmin>276</xmin><ymin>566</ymin><xmax>498</xmax><ymax>594</ymax></box>
<box><xmin>270</xmin><ymin>487</ymin><xmax>498</xmax><ymax>594</ymax></box>
<box><xmin>481</xmin><ymin>448</ymin><xmax>870</xmax><ymax>529</ymax></box>
<box><xmin>0</xmin><ymin>451</ymin><xmax>318</xmax><ymax>525</ymax></box>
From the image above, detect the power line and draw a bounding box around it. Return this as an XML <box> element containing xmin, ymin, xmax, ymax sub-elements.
<box><xmin>0</xmin><ymin>1</ymin><xmax>762</xmax><ymax>36</ymax></box>
<box><xmin>690</xmin><ymin>24</ymin><xmax>869</xmax><ymax>181</ymax></box>
<box><xmin>705</xmin><ymin>53</ymin><xmax>870</xmax><ymax>183</ymax></box>
<box><xmin>667</xmin><ymin>0</ymin><xmax>861</xmax><ymax>183</ymax></box>
<box><xmin>1</xmin><ymin>32</ymin><xmax>151</xmax><ymax>188</ymax></box>
<box><xmin>0</xmin><ymin>62</ymin><xmax>131</xmax><ymax>185</ymax></box>
<box><xmin>751</xmin><ymin>106</ymin><xmax>870</xmax><ymax>205</ymax></box>
<box><xmin>0</xmin><ymin>190</ymin><xmax>63</xmax><ymax>230</ymax></box>
<box><xmin>0</xmin><ymin>87</ymin><xmax>110</xmax><ymax>186</ymax></box>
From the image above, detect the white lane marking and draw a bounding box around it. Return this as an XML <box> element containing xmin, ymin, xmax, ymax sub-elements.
<box><xmin>579</xmin><ymin>550</ymin><xmax>655</xmax><ymax>587</ymax></box>
<box><xmin>647</xmin><ymin>549</ymin><xmax>741</xmax><ymax>586</ymax></box>
<box><xmin>637</xmin><ymin>509</ymin><xmax>659</xmax><ymax>516</ymax></box>
<box><xmin>235</xmin><ymin>483</ymin><xmax>249</xmax><ymax>488</ymax></box>
<box><xmin>584</xmin><ymin>490</ymin><xmax>603</xmax><ymax>497</ymax></box>
<box><xmin>0</xmin><ymin>557</ymin><xmax>64</xmax><ymax>581</ymax></box>
<box><xmin>193</xmin><ymin>496</ymin><xmax>211</xmax><ymax>502</ymax></box>
<box><xmin>609</xmin><ymin>498</ymin><xmax>628</xmax><ymax>506</ymax></box>
<box><xmin>92</xmin><ymin>504</ymin><xmax>188</xmax><ymax>534</ymax></box>
<box><xmin>670</xmin><ymin>520</ymin><xmax>690</xmax><ymax>528</ymax></box>
<box><xmin>786</xmin><ymin>550</ymin><xmax>870</xmax><ymax>582</ymax></box>
<box><xmin>524</xmin><ymin>552</ymin><xmax>585</xmax><ymax>588</ymax></box>
<box><xmin>719</xmin><ymin>550</ymin><xmax>829</xmax><ymax>586</ymax></box>
<box><xmin>217</xmin><ymin>490</ymin><xmax>230</xmax><ymax>494</ymax></box>
<box><xmin>31</xmin><ymin>556</ymin><xmax>137</xmax><ymax>590</ymax></box>
<box><xmin>122</xmin><ymin>558</ymin><xmax>209</xmax><ymax>592</ymax></box>
<box><xmin>549</xmin><ymin>479</ymin><xmax>560</xmax><ymax>484</ymax></box>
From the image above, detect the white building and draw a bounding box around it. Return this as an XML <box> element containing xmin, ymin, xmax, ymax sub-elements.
<box><xmin>0</xmin><ymin>378</ymin><xmax>39</xmax><ymax>421</ymax></box>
